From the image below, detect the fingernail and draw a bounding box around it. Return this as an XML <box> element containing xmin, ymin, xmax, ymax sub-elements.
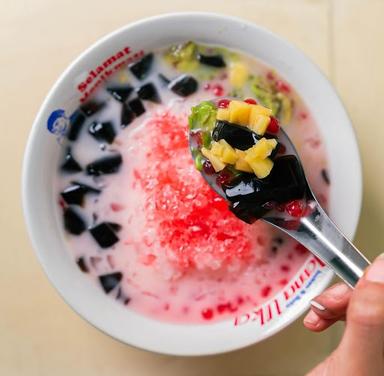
<box><xmin>365</xmin><ymin>255</ymin><xmax>384</xmax><ymax>283</ymax></box>
<box><xmin>311</xmin><ymin>300</ymin><xmax>326</xmax><ymax>311</ymax></box>
<box><xmin>304</xmin><ymin>310</ymin><xmax>320</xmax><ymax>326</ymax></box>
<box><xmin>325</xmin><ymin>283</ymin><xmax>350</xmax><ymax>300</ymax></box>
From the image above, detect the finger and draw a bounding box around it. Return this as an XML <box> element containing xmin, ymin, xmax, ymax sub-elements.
<box><xmin>310</xmin><ymin>283</ymin><xmax>352</xmax><ymax>320</ymax></box>
<box><xmin>303</xmin><ymin>309</ymin><xmax>345</xmax><ymax>332</ymax></box>
<box><xmin>303</xmin><ymin>283</ymin><xmax>350</xmax><ymax>331</ymax></box>
<box><xmin>336</xmin><ymin>255</ymin><xmax>384</xmax><ymax>375</ymax></box>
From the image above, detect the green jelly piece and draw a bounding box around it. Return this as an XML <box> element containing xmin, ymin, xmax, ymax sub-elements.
<box><xmin>188</xmin><ymin>101</ymin><xmax>217</xmax><ymax>131</ymax></box>
<box><xmin>194</xmin><ymin>153</ymin><xmax>204</xmax><ymax>171</ymax></box>
<box><xmin>202</xmin><ymin>132</ymin><xmax>212</xmax><ymax>148</ymax></box>
<box><xmin>250</xmin><ymin>75</ymin><xmax>294</xmax><ymax>123</ymax></box>
<box><xmin>276</xmin><ymin>92</ymin><xmax>293</xmax><ymax>124</ymax></box>
<box><xmin>164</xmin><ymin>41</ymin><xmax>198</xmax><ymax>72</ymax></box>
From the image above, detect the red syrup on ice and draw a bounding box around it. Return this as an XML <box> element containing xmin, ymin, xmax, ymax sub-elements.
<box><xmin>134</xmin><ymin>112</ymin><xmax>253</xmax><ymax>272</ymax></box>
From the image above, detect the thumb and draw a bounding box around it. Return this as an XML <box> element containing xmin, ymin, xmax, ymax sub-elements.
<box><xmin>336</xmin><ymin>254</ymin><xmax>384</xmax><ymax>374</ymax></box>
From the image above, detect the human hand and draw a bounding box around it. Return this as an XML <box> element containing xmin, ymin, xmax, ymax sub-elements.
<box><xmin>304</xmin><ymin>255</ymin><xmax>384</xmax><ymax>376</ymax></box>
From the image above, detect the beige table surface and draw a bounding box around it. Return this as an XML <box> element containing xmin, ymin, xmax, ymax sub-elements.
<box><xmin>1</xmin><ymin>0</ymin><xmax>384</xmax><ymax>375</ymax></box>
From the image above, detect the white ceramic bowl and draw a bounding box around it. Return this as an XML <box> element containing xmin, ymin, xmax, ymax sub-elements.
<box><xmin>22</xmin><ymin>12</ymin><xmax>362</xmax><ymax>356</ymax></box>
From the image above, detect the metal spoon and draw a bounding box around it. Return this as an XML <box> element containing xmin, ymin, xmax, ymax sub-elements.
<box><xmin>190</xmin><ymin>124</ymin><xmax>370</xmax><ymax>287</ymax></box>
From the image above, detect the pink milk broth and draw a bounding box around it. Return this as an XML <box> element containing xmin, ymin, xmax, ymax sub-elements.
<box><xmin>56</xmin><ymin>43</ymin><xmax>330</xmax><ymax>323</ymax></box>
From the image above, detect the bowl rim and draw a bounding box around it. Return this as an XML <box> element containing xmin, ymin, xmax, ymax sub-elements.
<box><xmin>22</xmin><ymin>11</ymin><xmax>362</xmax><ymax>356</ymax></box>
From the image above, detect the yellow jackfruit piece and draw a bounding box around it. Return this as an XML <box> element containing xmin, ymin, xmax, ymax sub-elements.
<box><xmin>201</xmin><ymin>147</ymin><xmax>226</xmax><ymax>172</ymax></box>
<box><xmin>247</xmin><ymin>157</ymin><xmax>274</xmax><ymax>178</ymax></box>
<box><xmin>245</xmin><ymin>138</ymin><xmax>278</xmax><ymax>160</ymax></box>
<box><xmin>249</xmin><ymin>114</ymin><xmax>271</xmax><ymax>135</ymax></box>
<box><xmin>216</xmin><ymin>108</ymin><xmax>230</xmax><ymax>121</ymax></box>
<box><xmin>218</xmin><ymin>139</ymin><xmax>238</xmax><ymax>164</ymax></box>
<box><xmin>210</xmin><ymin>141</ymin><xmax>224</xmax><ymax>157</ymax></box>
<box><xmin>228</xmin><ymin>100</ymin><xmax>252</xmax><ymax>125</ymax></box>
<box><xmin>229</xmin><ymin>62</ymin><xmax>249</xmax><ymax>88</ymax></box>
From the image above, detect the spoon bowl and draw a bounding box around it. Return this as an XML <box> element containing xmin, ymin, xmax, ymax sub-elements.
<box><xmin>189</xmin><ymin>101</ymin><xmax>370</xmax><ymax>287</ymax></box>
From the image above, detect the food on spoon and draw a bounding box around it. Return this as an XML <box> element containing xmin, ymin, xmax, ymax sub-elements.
<box><xmin>213</xmin><ymin>120</ymin><xmax>260</xmax><ymax>150</ymax></box>
<box><xmin>201</xmin><ymin>146</ymin><xmax>226</xmax><ymax>172</ymax></box>
<box><xmin>189</xmin><ymin>97</ymin><xmax>307</xmax><ymax>222</ymax></box>
<box><xmin>246</xmin><ymin>138</ymin><xmax>277</xmax><ymax>159</ymax></box>
<box><xmin>191</xmin><ymin>99</ymin><xmax>277</xmax><ymax>178</ymax></box>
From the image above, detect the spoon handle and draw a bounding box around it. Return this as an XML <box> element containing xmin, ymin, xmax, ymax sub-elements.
<box><xmin>267</xmin><ymin>203</ymin><xmax>370</xmax><ymax>287</ymax></box>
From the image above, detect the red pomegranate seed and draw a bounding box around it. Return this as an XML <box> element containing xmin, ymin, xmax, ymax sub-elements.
<box><xmin>267</xmin><ymin>116</ymin><xmax>280</xmax><ymax>133</ymax></box>
<box><xmin>318</xmin><ymin>193</ymin><xmax>327</xmax><ymax>206</ymax></box>
<box><xmin>256</xmin><ymin>236</ymin><xmax>266</xmax><ymax>246</ymax></box>
<box><xmin>266</xmin><ymin>71</ymin><xmax>275</xmax><ymax>80</ymax></box>
<box><xmin>277</xmin><ymin>143</ymin><xmax>286</xmax><ymax>155</ymax></box>
<box><xmin>285</xmin><ymin>200</ymin><xmax>306</xmax><ymax>218</ymax></box>
<box><xmin>142</xmin><ymin>254</ymin><xmax>156</xmax><ymax>266</ymax></box>
<box><xmin>213</xmin><ymin>84</ymin><xmax>224</xmax><ymax>97</ymax></box>
<box><xmin>237</xmin><ymin>296</ymin><xmax>244</xmax><ymax>305</ymax></box>
<box><xmin>143</xmin><ymin>236</ymin><xmax>154</xmax><ymax>247</ymax></box>
<box><xmin>202</xmin><ymin>160</ymin><xmax>215</xmax><ymax>175</ymax></box>
<box><xmin>217</xmin><ymin>304</ymin><xmax>228</xmax><ymax>313</ymax></box>
<box><xmin>133</xmin><ymin>169</ymin><xmax>141</xmax><ymax>180</ymax></box>
<box><xmin>216</xmin><ymin>171</ymin><xmax>232</xmax><ymax>185</ymax></box>
<box><xmin>110</xmin><ymin>202</ymin><xmax>125</xmax><ymax>212</ymax></box>
<box><xmin>203</xmin><ymin>83</ymin><xmax>211</xmax><ymax>90</ymax></box>
<box><xmin>279</xmin><ymin>278</ymin><xmax>288</xmax><ymax>286</ymax></box>
<box><xmin>299</xmin><ymin>112</ymin><xmax>308</xmax><ymax>120</ymax></box>
<box><xmin>281</xmin><ymin>264</ymin><xmax>290</xmax><ymax>272</ymax></box>
<box><xmin>275</xmin><ymin>80</ymin><xmax>291</xmax><ymax>93</ymax></box>
<box><xmin>244</xmin><ymin>98</ymin><xmax>257</xmax><ymax>105</ymax></box>
<box><xmin>58</xmin><ymin>198</ymin><xmax>66</xmax><ymax>209</ymax></box>
<box><xmin>218</xmin><ymin>98</ymin><xmax>230</xmax><ymax>108</ymax></box>
<box><xmin>295</xmin><ymin>243</ymin><xmax>309</xmax><ymax>255</ymax></box>
<box><xmin>190</xmin><ymin>131</ymin><xmax>203</xmax><ymax>147</ymax></box>
<box><xmin>201</xmin><ymin>308</ymin><xmax>214</xmax><ymax>320</ymax></box>
<box><xmin>261</xmin><ymin>286</ymin><xmax>272</xmax><ymax>298</ymax></box>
